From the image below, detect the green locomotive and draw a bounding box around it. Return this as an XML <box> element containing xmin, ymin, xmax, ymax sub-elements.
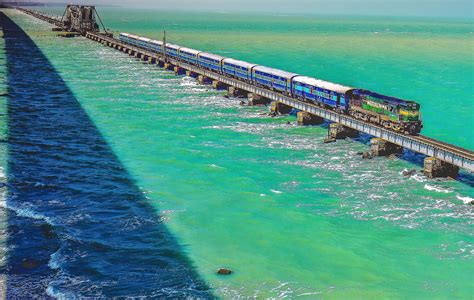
<box><xmin>348</xmin><ymin>90</ymin><xmax>422</xmax><ymax>135</ymax></box>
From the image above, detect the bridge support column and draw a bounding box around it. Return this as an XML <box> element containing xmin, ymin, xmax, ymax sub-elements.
<box><xmin>324</xmin><ymin>123</ymin><xmax>358</xmax><ymax>143</ymax></box>
<box><xmin>227</xmin><ymin>86</ymin><xmax>246</xmax><ymax>97</ymax></box>
<box><xmin>164</xmin><ymin>63</ymin><xmax>175</xmax><ymax>70</ymax></box>
<box><xmin>247</xmin><ymin>93</ymin><xmax>271</xmax><ymax>106</ymax></box>
<box><xmin>370</xmin><ymin>138</ymin><xmax>403</xmax><ymax>156</ymax></box>
<box><xmin>198</xmin><ymin>75</ymin><xmax>212</xmax><ymax>85</ymax></box>
<box><xmin>148</xmin><ymin>57</ymin><xmax>156</xmax><ymax>64</ymax></box>
<box><xmin>174</xmin><ymin>66</ymin><xmax>185</xmax><ymax>75</ymax></box>
<box><xmin>271</xmin><ymin>101</ymin><xmax>293</xmax><ymax>115</ymax></box>
<box><xmin>157</xmin><ymin>60</ymin><xmax>165</xmax><ymax>68</ymax></box>
<box><xmin>423</xmin><ymin>157</ymin><xmax>459</xmax><ymax>179</ymax></box>
<box><xmin>212</xmin><ymin>80</ymin><xmax>228</xmax><ymax>90</ymax></box>
<box><xmin>186</xmin><ymin>70</ymin><xmax>198</xmax><ymax>78</ymax></box>
<box><xmin>297</xmin><ymin>111</ymin><xmax>324</xmax><ymax>126</ymax></box>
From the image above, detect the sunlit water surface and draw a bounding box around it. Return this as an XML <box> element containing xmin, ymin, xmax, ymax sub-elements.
<box><xmin>1</xmin><ymin>8</ymin><xmax>473</xmax><ymax>298</ymax></box>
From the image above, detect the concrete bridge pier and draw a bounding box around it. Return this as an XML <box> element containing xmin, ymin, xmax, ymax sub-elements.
<box><xmin>147</xmin><ymin>57</ymin><xmax>156</xmax><ymax>64</ymax></box>
<box><xmin>174</xmin><ymin>66</ymin><xmax>185</xmax><ymax>75</ymax></box>
<box><xmin>186</xmin><ymin>70</ymin><xmax>198</xmax><ymax>78</ymax></box>
<box><xmin>248</xmin><ymin>93</ymin><xmax>271</xmax><ymax>106</ymax></box>
<box><xmin>164</xmin><ymin>62</ymin><xmax>175</xmax><ymax>71</ymax></box>
<box><xmin>424</xmin><ymin>157</ymin><xmax>459</xmax><ymax>179</ymax></box>
<box><xmin>370</xmin><ymin>138</ymin><xmax>403</xmax><ymax>156</ymax></box>
<box><xmin>297</xmin><ymin>111</ymin><xmax>324</xmax><ymax>126</ymax></box>
<box><xmin>212</xmin><ymin>80</ymin><xmax>228</xmax><ymax>90</ymax></box>
<box><xmin>198</xmin><ymin>75</ymin><xmax>212</xmax><ymax>85</ymax></box>
<box><xmin>227</xmin><ymin>86</ymin><xmax>247</xmax><ymax>97</ymax></box>
<box><xmin>324</xmin><ymin>123</ymin><xmax>359</xmax><ymax>143</ymax></box>
<box><xmin>157</xmin><ymin>60</ymin><xmax>165</xmax><ymax>68</ymax></box>
<box><xmin>271</xmin><ymin>101</ymin><xmax>292</xmax><ymax>115</ymax></box>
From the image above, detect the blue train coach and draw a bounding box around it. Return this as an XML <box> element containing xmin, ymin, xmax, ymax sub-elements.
<box><xmin>292</xmin><ymin>76</ymin><xmax>353</xmax><ymax>111</ymax></box>
<box><xmin>178</xmin><ymin>47</ymin><xmax>201</xmax><ymax>65</ymax></box>
<box><xmin>222</xmin><ymin>58</ymin><xmax>257</xmax><ymax>82</ymax></box>
<box><xmin>252</xmin><ymin>66</ymin><xmax>299</xmax><ymax>94</ymax></box>
<box><xmin>165</xmin><ymin>43</ymin><xmax>181</xmax><ymax>59</ymax></box>
<box><xmin>148</xmin><ymin>39</ymin><xmax>163</xmax><ymax>52</ymax></box>
<box><xmin>198</xmin><ymin>52</ymin><xmax>225</xmax><ymax>72</ymax></box>
<box><xmin>119</xmin><ymin>32</ymin><xmax>140</xmax><ymax>46</ymax></box>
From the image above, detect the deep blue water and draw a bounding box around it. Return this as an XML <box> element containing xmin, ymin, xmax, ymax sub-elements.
<box><xmin>0</xmin><ymin>11</ymin><xmax>212</xmax><ymax>298</ymax></box>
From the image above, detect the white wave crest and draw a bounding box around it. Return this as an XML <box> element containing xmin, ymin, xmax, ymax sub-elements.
<box><xmin>456</xmin><ymin>194</ymin><xmax>474</xmax><ymax>204</ymax></box>
<box><xmin>424</xmin><ymin>184</ymin><xmax>453</xmax><ymax>194</ymax></box>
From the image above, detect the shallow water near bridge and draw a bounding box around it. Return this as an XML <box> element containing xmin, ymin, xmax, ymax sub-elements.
<box><xmin>1</xmin><ymin>7</ymin><xmax>473</xmax><ymax>298</ymax></box>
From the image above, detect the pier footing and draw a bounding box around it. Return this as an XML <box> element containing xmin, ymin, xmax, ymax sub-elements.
<box><xmin>271</xmin><ymin>101</ymin><xmax>292</xmax><ymax>115</ymax></box>
<box><xmin>424</xmin><ymin>157</ymin><xmax>459</xmax><ymax>179</ymax></box>
<box><xmin>212</xmin><ymin>80</ymin><xmax>228</xmax><ymax>90</ymax></box>
<box><xmin>370</xmin><ymin>138</ymin><xmax>403</xmax><ymax>156</ymax></box>
<box><xmin>324</xmin><ymin>123</ymin><xmax>358</xmax><ymax>143</ymax></box>
<box><xmin>248</xmin><ymin>93</ymin><xmax>271</xmax><ymax>106</ymax></box>
<box><xmin>186</xmin><ymin>70</ymin><xmax>198</xmax><ymax>78</ymax></box>
<box><xmin>198</xmin><ymin>75</ymin><xmax>212</xmax><ymax>85</ymax></box>
<box><xmin>164</xmin><ymin>63</ymin><xmax>175</xmax><ymax>71</ymax></box>
<box><xmin>174</xmin><ymin>66</ymin><xmax>185</xmax><ymax>75</ymax></box>
<box><xmin>227</xmin><ymin>86</ymin><xmax>247</xmax><ymax>97</ymax></box>
<box><xmin>297</xmin><ymin>111</ymin><xmax>324</xmax><ymax>126</ymax></box>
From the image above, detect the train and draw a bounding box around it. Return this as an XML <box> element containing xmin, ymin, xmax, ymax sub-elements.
<box><xmin>119</xmin><ymin>32</ymin><xmax>423</xmax><ymax>135</ymax></box>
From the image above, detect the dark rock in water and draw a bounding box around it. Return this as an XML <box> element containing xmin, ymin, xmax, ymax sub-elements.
<box><xmin>470</xmin><ymin>200</ymin><xmax>474</xmax><ymax>205</ymax></box>
<box><xmin>402</xmin><ymin>169</ymin><xmax>417</xmax><ymax>177</ymax></box>
<box><xmin>356</xmin><ymin>151</ymin><xmax>364</xmax><ymax>155</ymax></box>
<box><xmin>224</xmin><ymin>95</ymin><xmax>229</xmax><ymax>99</ymax></box>
<box><xmin>217</xmin><ymin>268</ymin><xmax>232</xmax><ymax>275</ymax></box>
<box><xmin>362</xmin><ymin>152</ymin><xmax>372</xmax><ymax>159</ymax></box>
<box><xmin>21</xmin><ymin>258</ymin><xmax>40</xmax><ymax>270</ymax></box>
<box><xmin>323</xmin><ymin>137</ymin><xmax>336</xmax><ymax>144</ymax></box>
<box><xmin>40</xmin><ymin>223</ymin><xmax>57</xmax><ymax>239</ymax></box>
<box><xmin>286</xmin><ymin>121</ymin><xmax>291</xmax><ymax>125</ymax></box>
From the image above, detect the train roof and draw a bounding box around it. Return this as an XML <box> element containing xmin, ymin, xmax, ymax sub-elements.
<box><xmin>222</xmin><ymin>58</ymin><xmax>257</xmax><ymax>69</ymax></box>
<box><xmin>253</xmin><ymin>65</ymin><xmax>299</xmax><ymax>79</ymax></box>
<box><xmin>354</xmin><ymin>89</ymin><xmax>418</xmax><ymax>107</ymax></box>
<box><xmin>138</xmin><ymin>36</ymin><xmax>151</xmax><ymax>42</ymax></box>
<box><xmin>165</xmin><ymin>43</ymin><xmax>181</xmax><ymax>50</ymax></box>
<box><xmin>179</xmin><ymin>47</ymin><xmax>201</xmax><ymax>55</ymax></box>
<box><xmin>150</xmin><ymin>39</ymin><xmax>163</xmax><ymax>45</ymax></box>
<box><xmin>198</xmin><ymin>52</ymin><xmax>226</xmax><ymax>61</ymax></box>
<box><xmin>293</xmin><ymin>76</ymin><xmax>353</xmax><ymax>94</ymax></box>
<box><xmin>121</xmin><ymin>32</ymin><xmax>140</xmax><ymax>40</ymax></box>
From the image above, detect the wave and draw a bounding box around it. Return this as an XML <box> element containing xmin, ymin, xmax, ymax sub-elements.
<box><xmin>0</xmin><ymin>200</ymin><xmax>54</xmax><ymax>225</ymax></box>
<box><xmin>424</xmin><ymin>184</ymin><xmax>453</xmax><ymax>194</ymax></box>
<box><xmin>456</xmin><ymin>194</ymin><xmax>474</xmax><ymax>204</ymax></box>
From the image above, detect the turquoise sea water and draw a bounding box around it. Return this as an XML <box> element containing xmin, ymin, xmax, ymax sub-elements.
<box><xmin>3</xmin><ymin>7</ymin><xmax>474</xmax><ymax>298</ymax></box>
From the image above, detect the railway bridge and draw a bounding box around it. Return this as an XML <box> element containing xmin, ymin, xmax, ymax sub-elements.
<box><xmin>12</xmin><ymin>7</ymin><xmax>474</xmax><ymax>178</ymax></box>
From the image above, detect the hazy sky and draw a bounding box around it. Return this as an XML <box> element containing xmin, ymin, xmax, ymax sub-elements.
<box><xmin>40</xmin><ymin>0</ymin><xmax>473</xmax><ymax>18</ymax></box>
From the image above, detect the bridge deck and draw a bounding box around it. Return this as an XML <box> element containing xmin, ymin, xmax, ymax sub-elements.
<box><xmin>13</xmin><ymin>8</ymin><xmax>474</xmax><ymax>172</ymax></box>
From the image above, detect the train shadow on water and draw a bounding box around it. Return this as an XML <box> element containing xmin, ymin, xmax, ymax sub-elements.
<box><xmin>0</xmin><ymin>11</ymin><xmax>212</xmax><ymax>298</ymax></box>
